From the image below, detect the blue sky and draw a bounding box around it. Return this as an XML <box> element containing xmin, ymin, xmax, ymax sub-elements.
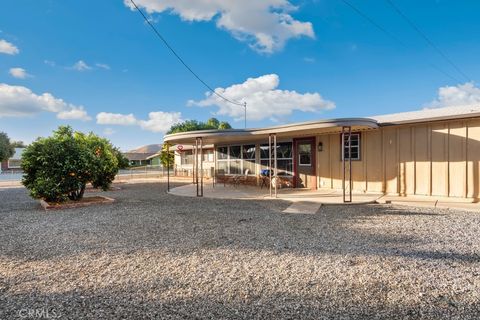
<box><xmin>1</xmin><ymin>0</ymin><xmax>479</xmax><ymax>151</ymax></box>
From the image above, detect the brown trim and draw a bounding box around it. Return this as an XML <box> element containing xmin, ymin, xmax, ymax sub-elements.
<box><xmin>293</xmin><ymin>137</ymin><xmax>317</xmax><ymax>189</ymax></box>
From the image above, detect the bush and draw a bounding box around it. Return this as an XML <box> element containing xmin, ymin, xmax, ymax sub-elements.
<box><xmin>0</xmin><ymin>132</ymin><xmax>15</xmax><ymax>162</ymax></box>
<box><xmin>21</xmin><ymin>126</ymin><xmax>120</xmax><ymax>202</ymax></box>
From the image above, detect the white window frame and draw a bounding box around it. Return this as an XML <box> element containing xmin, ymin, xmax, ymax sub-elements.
<box><xmin>8</xmin><ymin>159</ymin><xmax>21</xmax><ymax>169</ymax></box>
<box><xmin>341</xmin><ymin>132</ymin><xmax>361</xmax><ymax>161</ymax></box>
<box><xmin>297</xmin><ymin>143</ymin><xmax>312</xmax><ymax>167</ymax></box>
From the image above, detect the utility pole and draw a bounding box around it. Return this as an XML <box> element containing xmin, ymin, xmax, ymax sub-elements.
<box><xmin>244</xmin><ymin>101</ymin><xmax>247</xmax><ymax>129</ymax></box>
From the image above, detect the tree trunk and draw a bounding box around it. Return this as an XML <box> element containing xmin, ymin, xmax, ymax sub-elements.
<box><xmin>78</xmin><ymin>183</ymin><xmax>86</xmax><ymax>200</ymax></box>
<box><xmin>68</xmin><ymin>183</ymin><xmax>86</xmax><ymax>201</ymax></box>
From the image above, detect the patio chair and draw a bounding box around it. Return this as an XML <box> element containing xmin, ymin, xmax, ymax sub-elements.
<box><xmin>233</xmin><ymin>169</ymin><xmax>250</xmax><ymax>188</ymax></box>
<box><xmin>215</xmin><ymin>169</ymin><xmax>228</xmax><ymax>187</ymax></box>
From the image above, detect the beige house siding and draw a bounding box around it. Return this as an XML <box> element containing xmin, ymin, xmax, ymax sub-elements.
<box><xmin>316</xmin><ymin>118</ymin><xmax>480</xmax><ymax>199</ymax></box>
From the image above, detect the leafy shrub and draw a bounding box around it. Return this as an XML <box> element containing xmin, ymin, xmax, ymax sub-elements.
<box><xmin>21</xmin><ymin>126</ymin><xmax>120</xmax><ymax>202</ymax></box>
<box><xmin>0</xmin><ymin>131</ymin><xmax>15</xmax><ymax>162</ymax></box>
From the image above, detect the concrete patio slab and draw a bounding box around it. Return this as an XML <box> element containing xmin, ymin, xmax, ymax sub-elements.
<box><xmin>168</xmin><ymin>183</ymin><xmax>383</xmax><ymax>205</ymax></box>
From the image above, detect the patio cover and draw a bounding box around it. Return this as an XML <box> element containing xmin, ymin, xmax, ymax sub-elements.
<box><xmin>163</xmin><ymin>118</ymin><xmax>379</xmax><ymax>145</ymax></box>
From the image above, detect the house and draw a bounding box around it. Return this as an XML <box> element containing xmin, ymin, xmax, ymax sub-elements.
<box><xmin>165</xmin><ymin>105</ymin><xmax>480</xmax><ymax>201</ymax></box>
<box><xmin>122</xmin><ymin>152</ymin><xmax>157</xmax><ymax>167</ymax></box>
<box><xmin>1</xmin><ymin>147</ymin><xmax>25</xmax><ymax>172</ymax></box>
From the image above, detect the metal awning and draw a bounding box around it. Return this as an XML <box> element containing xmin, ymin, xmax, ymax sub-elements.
<box><xmin>163</xmin><ymin>118</ymin><xmax>378</xmax><ymax>145</ymax></box>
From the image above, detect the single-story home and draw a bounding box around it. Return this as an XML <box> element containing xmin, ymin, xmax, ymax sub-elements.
<box><xmin>164</xmin><ymin>105</ymin><xmax>480</xmax><ymax>201</ymax></box>
<box><xmin>0</xmin><ymin>147</ymin><xmax>25</xmax><ymax>172</ymax></box>
<box><xmin>122</xmin><ymin>152</ymin><xmax>157</xmax><ymax>167</ymax></box>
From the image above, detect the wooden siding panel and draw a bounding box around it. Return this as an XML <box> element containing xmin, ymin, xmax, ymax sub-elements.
<box><xmin>398</xmin><ymin>127</ymin><xmax>414</xmax><ymax>195</ymax></box>
<box><xmin>317</xmin><ymin>135</ymin><xmax>331</xmax><ymax>188</ymax></box>
<box><xmin>449</xmin><ymin>122</ymin><xmax>467</xmax><ymax>197</ymax></box>
<box><xmin>414</xmin><ymin>125</ymin><xmax>430</xmax><ymax>195</ymax></box>
<box><xmin>365</xmin><ymin>131</ymin><xmax>383</xmax><ymax>192</ymax></box>
<box><xmin>331</xmin><ymin>134</ymin><xmax>343</xmax><ymax>189</ymax></box>
<box><xmin>467</xmin><ymin>119</ymin><xmax>480</xmax><ymax>199</ymax></box>
<box><xmin>431</xmin><ymin>123</ymin><xmax>449</xmax><ymax>197</ymax></box>
<box><xmin>383</xmin><ymin>128</ymin><xmax>398</xmax><ymax>194</ymax></box>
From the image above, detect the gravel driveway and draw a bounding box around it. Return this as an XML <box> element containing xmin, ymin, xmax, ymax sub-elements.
<box><xmin>0</xmin><ymin>182</ymin><xmax>479</xmax><ymax>319</ymax></box>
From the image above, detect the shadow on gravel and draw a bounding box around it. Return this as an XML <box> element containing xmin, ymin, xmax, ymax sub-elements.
<box><xmin>1</xmin><ymin>183</ymin><xmax>480</xmax><ymax>319</ymax></box>
<box><xmin>1</xmin><ymin>286</ymin><xmax>479</xmax><ymax>320</ymax></box>
<box><xmin>1</xmin><ymin>183</ymin><xmax>479</xmax><ymax>264</ymax></box>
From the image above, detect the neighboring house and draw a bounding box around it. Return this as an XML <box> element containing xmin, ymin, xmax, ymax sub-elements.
<box><xmin>164</xmin><ymin>105</ymin><xmax>480</xmax><ymax>201</ymax></box>
<box><xmin>146</xmin><ymin>153</ymin><xmax>162</xmax><ymax>166</ymax></box>
<box><xmin>1</xmin><ymin>147</ymin><xmax>25</xmax><ymax>172</ymax></box>
<box><xmin>123</xmin><ymin>152</ymin><xmax>156</xmax><ymax>167</ymax></box>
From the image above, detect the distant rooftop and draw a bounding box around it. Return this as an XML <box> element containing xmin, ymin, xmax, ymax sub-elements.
<box><xmin>123</xmin><ymin>152</ymin><xmax>157</xmax><ymax>161</ymax></box>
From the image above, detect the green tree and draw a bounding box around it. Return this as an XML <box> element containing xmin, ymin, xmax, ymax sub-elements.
<box><xmin>0</xmin><ymin>132</ymin><xmax>15</xmax><ymax>162</ymax></box>
<box><xmin>21</xmin><ymin>126</ymin><xmax>120</xmax><ymax>202</ymax></box>
<box><xmin>11</xmin><ymin>140</ymin><xmax>26</xmax><ymax>148</ymax></box>
<box><xmin>113</xmin><ymin>147</ymin><xmax>130</xmax><ymax>169</ymax></box>
<box><xmin>159</xmin><ymin>144</ymin><xmax>174</xmax><ymax>168</ymax></box>
<box><xmin>218</xmin><ymin>121</ymin><xmax>232</xmax><ymax>129</ymax></box>
<box><xmin>206</xmin><ymin>117</ymin><xmax>220</xmax><ymax>128</ymax></box>
<box><xmin>167</xmin><ymin>117</ymin><xmax>232</xmax><ymax>134</ymax></box>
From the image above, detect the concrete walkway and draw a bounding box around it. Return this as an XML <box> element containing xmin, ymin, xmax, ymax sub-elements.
<box><xmin>377</xmin><ymin>194</ymin><xmax>480</xmax><ymax>212</ymax></box>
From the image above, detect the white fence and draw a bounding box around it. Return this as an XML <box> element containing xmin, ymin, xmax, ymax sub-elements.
<box><xmin>0</xmin><ymin>165</ymin><xmax>214</xmax><ymax>183</ymax></box>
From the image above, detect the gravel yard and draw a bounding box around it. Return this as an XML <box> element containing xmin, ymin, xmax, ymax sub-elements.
<box><xmin>0</xmin><ymin>182</ymin><xmax>479</xmax><ymax>319</ymax></box>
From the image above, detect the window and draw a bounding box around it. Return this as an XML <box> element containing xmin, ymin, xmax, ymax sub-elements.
<box><xmin>203</xmin><ymin>149</ymin><xmax>214</xmax><ymax>162</ymax></box>
<box><xmin>8</xmin><ymin>159</ymin><xmax>22</xmax><ymax>168</ymax></box>
<box><xmin>298</xmin><ymin>143</ymin><xmax>312</xmax><ymax>166</ymax></box>
<box><xmin>181</xmin><ymin>150</ymin><xmax>193</xmax><ymax>165</ymax></box>
<box><xmin>342</xmin><ymin>133</ymin><xmax>361</xmax><ymax>160</ymax></box>
<box><xmin>217</xmin><ymin>146</ymin><xmax>228</xmax><ymax>160</ymax></box>
<box><xmin>260</xmin><ymin>142</ymin><xmax>293</xmax><ymax>176</ymax></box>
<box><xmin>242</xmin><ymin>144</ymin><xmax>256</xmax><ymax>174</ymax></box>
<box><xmin>216</xmin><ymin>145</ymin><xmax>254</xmax><ymax>175</ymax></box>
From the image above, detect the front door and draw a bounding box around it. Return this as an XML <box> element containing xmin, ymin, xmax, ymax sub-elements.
<box><xmin>294</xmin><ymin>138</ymin><xmax>316</xmax><ymax>189</ymax></box>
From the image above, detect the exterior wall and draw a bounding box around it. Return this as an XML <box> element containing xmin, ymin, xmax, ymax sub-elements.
<box><xmin>150</xmin><ymin>156</ymin><xmax>161</xmax><ymax>166</ymax></box>
<box><xmin>316</xmin><ymin>118</ymin><xmax>480</xmax><ymax>199</ymax></box>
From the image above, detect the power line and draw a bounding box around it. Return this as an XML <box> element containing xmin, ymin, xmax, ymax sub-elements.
<box><xmin>384</xmin><ymin>0</ymin><xmax>470</xmax><ymax>82</ymax></box>
<box><xmin>341</xmin><ymin>0</ymin><xmax>461</xmax><ymax>83</ymax></box>
<box><xmin>128</xmin><ymin>0</ymin><xmax>245</xmax><ymax>107</ymax></box>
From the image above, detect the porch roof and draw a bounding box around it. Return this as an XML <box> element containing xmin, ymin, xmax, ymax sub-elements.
<box><xmin>163</xmin><ymin>118</ymin><xmax>378</xmax><ymax>145</ymax></box>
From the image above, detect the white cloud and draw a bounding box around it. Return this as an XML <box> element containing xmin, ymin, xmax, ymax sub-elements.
<box><xmin>0</xmin><ymin>39</ymin><xmax>19</xmax><ymax>55</ymax></box>
<box><xmin>0</xmin><ymin>83</ymin><xmax>91</xmax><ymax>120</ymax></box>
<box><xmin>303</xmin><ymin>57</ymin><xmax>315</xmax><ymax>63</ymax></box>
<box><xmin>138</xmin><ymin>111</ymin><xmax>182</xmax><ymax>132</ymax></box>
<box><xmin>96</xmin><ymin>111</ymin><xmax>182</xmax><ymax>133</ymax></box>
<box><xmin>57</xmin><ymin>106</ymin><xmax>91</xmax><ymax>121</ymax></box>
<box><xmin>188</xmin><ymin>74</ymin><xmax>335</xmax><ymax>121</ymax></box>
<box><xmin>427</xmin><ymin>82</ymin><xmax>480</xmax><ymax>108</ymax></box>
<box><xmin>124</xmin><ymin>0</ymin><xmax>314</xmax><ymax>53</ymax></box>
<box><xmin>96</xmin><ymin>63</ymin><xmax>111</xmax><ymax>70</ymax></box>
<box><xmin>9</xmin><ymin>67</ymin><xmax>31</xmax><ymax>79</ymax></box>
<box><xmin>71</xmin><ymin>60</ymin><xmax>92</xmax><ymax>71</ymax></box>
<box><xmin>96</xmin><ymin>112</ymin><xmax>138</xmax><ymax>125</ymax></box>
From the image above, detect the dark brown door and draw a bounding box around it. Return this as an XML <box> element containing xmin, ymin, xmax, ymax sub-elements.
<box><xmin>294</xmin><ymin>139</ymin><xmax>316</xmax><ymax>189</ymax></box>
